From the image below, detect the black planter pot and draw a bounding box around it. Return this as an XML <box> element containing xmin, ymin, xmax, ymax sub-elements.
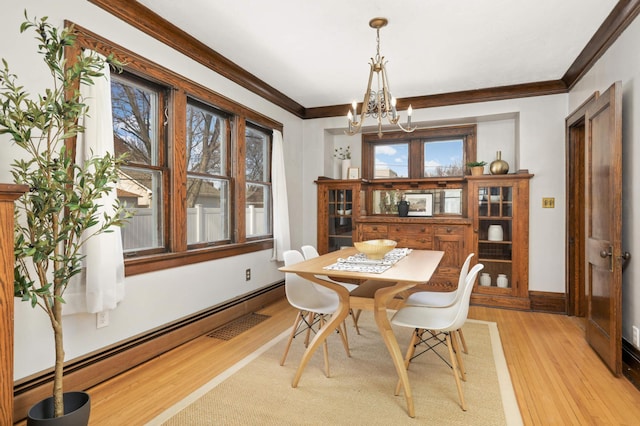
<box><xmin>27</xmin><ymin>391</ymin><xmax>91</xmax><ymax>426</ymax></box>
<box><xmin>398</xmin><ymin>200</ymin><xmax>410</xmax><ymax>217</ymax></box>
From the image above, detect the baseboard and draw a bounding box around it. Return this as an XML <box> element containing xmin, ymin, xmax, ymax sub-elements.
<box><xmin>623</xmin><ymin>338</ymin><xmax>640</xmax><ymax>390</ymax></box>
<box><xmin>529</xmin><ymin>291</ymin><xmax>566</xmax><ymax>313</ymax></box>
<box><xmin>13</xmin><ymin>281</ymin><xmax>284</xmax><ymax>421</ymax></box>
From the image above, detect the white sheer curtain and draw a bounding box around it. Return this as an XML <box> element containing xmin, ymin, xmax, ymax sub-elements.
<box><xmin>271</xmin><ymin>130</ymin><xmax>291</xmax><ymax>261</ymax></box>
<box><xmin>64</xmin><ymin>51</ymin><xmax>125</xmax><ymax>315</ymax></box>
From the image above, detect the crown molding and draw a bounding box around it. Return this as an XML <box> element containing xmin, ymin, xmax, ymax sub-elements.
<box><xmin>91</xmin><ymin>0</ymin><xmax>638</xmax><ymax>120</ymax></box>
<box><xmin>563</xmin><ymin>0</ymin><xmax>640</xmax><ymax>89</ymax></box>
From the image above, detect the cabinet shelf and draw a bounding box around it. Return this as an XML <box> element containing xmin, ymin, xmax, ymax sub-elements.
<box><xmin>478</xmin><ymin>258</ymin><xmax>512</xmax><ymax>264</ymax></box>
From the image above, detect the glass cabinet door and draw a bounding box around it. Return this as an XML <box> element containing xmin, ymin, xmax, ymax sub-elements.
<box><xmin>328</xmin><ymin>188</ymin><xmax>353</xmax><ymax>251</ymax></box>
<box><xmin>477</xmin><ymin>185</ymin><xmax>513</xmax><ymax>289</ymax></box>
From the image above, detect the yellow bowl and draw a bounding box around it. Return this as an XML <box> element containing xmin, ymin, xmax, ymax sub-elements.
<box><xmin>354</xmin><ymin>239</ymin><xmax>397</xmax><ymax>260</ymax></box>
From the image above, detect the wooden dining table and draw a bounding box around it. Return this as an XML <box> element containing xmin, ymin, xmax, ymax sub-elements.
<box><xmin>279</xmin><ymin>247</ymin><xmax>444</xmax><ymax>418</ymax></box>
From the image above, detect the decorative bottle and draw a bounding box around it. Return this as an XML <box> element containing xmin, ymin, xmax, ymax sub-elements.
<box><xmin>490</xmin><ymin>151</ymin><xmax>509</xmax><ymax>175</ymax></box>
<box><xmin>487</xmin><ymin>224</ymin><xmax>504</xmax><ymax>241</ymax></box>
<box><xmin>480</xmin><ymin>273</ymin><xmax>491</xmax><ymax>286</ymax></box>
<box><xmin>497</xmin><ymin>274</ymin><xmax>509</xmax><ymax>288</ymax></box>
<box><xmin>397</xmin><ymin>200</ymin><xmax>409</xmax><ymax>217</ymax></box>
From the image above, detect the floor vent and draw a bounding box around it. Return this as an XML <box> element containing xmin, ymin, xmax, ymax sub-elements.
<box><xmin>206</xmin><ymin>313</ymin><xmax>271</xmax><ymax>340</ymax></box>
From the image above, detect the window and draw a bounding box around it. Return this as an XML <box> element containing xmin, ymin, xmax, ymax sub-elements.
<box><xmin>362</xmin><ymin>125</ymin><xmax>477</xmax><ymax>180</ymax></box>
<box><xmin>111</xmin><ymin>73</ymin><xmax>166</xmax><ymax>253</ymax></box>
<box><xmin>245</xmin><ymin>124</ymin><xmax>272</xmax><ymax>238</ymax></box>
<box><xmin>74</xmin><ymin>28</ymin><xmax>282</xmax><ymax>274</ymax></box>
<box><xmin>186</xmin><ymin>99</ymin><xmax>231</xmax><ymax>247</ymax></box>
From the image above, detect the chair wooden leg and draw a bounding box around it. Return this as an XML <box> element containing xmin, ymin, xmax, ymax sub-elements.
<box><xmin>446</xmin><ymin>333</ymin><xmax>467</xmax><ymax>411</ymax></box>
<box><xmin>304</xmin><ymin>312</ymin><xmax>315</xmax><ymax>347</ymax></box>
<box><xmin>338</xmin><ymin>321</ymin><xmax>351</xmax><ymax>357</ymax></box>
<box><xmin>450</xmin><ymin>330</ymin><xmax>466</xmax><ymax>381</ymax></box>
<box><xmin>350</xmin><ymin>309</ymin><xmax>361</xmax><ymax>335</ymax></box>
<box><xmin>457</xmin><ymin>328</ymin><xmax>468</xmax><ymax>354</ymax></box>
<box><xmin>280</xmin><ymin>311</ymin><xmax>304</xmax><ymax>366</ymax></box>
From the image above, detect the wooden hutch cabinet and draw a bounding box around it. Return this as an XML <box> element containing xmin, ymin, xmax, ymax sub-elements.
<box><xmin>315</xmin><ymin>172</ymin><xmax>532</xmax><ymax>309</ymax></box>
<box><xmin>466</xmin><ymin>173</ymin><xmax>533</xmax><ymax>309</ymax></box>
<box><xmin>315</xmin><ymin>178</ymin><xmax>363</xmax><ymax>254</ymax></box>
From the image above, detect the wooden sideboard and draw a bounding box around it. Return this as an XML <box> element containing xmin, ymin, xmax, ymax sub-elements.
<box><xmin>356</xmin><ymin>218</ymin><xmax>471</xmax><ymax>292</ymax></box>
<box><xmin>316</xmin><ymin>173</ymin><xmax>533</xmax><ymax>308</ymax></box>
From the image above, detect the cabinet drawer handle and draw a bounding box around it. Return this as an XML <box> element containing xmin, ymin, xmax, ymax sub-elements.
<box><xmin>446</xmin><ymin>227</ymin><xmax>452</xmax><ymax>233</ymax></box>
<box><xmin>372</xmin><ymin>226</ymin><xmax>378</xmax><ymax>231</ymax></box>
<box><xmin>420</xmin><ymin>227</ymin><xmax>426</xmax><ymax>232</ymax></box>
<box><xmin>396</xmin><ymin>227</ymin><xmax>400</xmax><ymax>232</ymax></box>
<box><xmin>420</xmin><ymin>239</ymin><xmax>426</xmax><ymax>243</ymax></box>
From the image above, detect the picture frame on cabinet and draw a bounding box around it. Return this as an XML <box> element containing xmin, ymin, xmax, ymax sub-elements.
<box><xmin>347</xmin><ymin>167</ymin><xmax>360</xmax><ymax>179</ymax></box>
<box><xmin>405</xmin><ymin>193</ymin><xmax>433</xmax><ymax>216</ymax></box>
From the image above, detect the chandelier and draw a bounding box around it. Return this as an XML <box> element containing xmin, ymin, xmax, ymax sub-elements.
<box><xmin>346</xmin><ymin>17</ymin><xmax>416</xmax><ymax>138</ymax></box>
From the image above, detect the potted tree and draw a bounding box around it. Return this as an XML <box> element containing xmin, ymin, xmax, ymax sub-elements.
<box><xmin>0</xmin><ymin>14</ymin><xmax>129</xmax><ymax>423</ymax></box>
<box><xmin>466</xmin><ymin>160</ymin><xmax>487</xmax><ymax>176</ymax></box>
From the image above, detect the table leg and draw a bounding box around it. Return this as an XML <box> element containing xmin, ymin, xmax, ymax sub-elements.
<box><xmin>374</xmin><ymin>282</ymin><xmax>416</xmax><ymax>418</ymax></box>
<box><xmin>291</xmin><ymin>274</ymin><xmax>350</xmax><ymax>388</ymax></box>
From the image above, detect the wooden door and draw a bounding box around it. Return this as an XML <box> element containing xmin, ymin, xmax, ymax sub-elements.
<box><xmin>584</xmin><ymin>81</ymin><xmax>623</xmax><ymax>376</ymax></box>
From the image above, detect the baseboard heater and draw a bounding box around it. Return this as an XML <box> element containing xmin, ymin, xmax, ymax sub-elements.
<box><xmin>13</xmin><ymin>280</ymin><xmax>285</xmax><ymax>421</ymax></box>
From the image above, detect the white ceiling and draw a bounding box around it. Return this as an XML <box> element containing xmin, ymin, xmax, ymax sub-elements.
<box><xmin>137</xmin><ymin>0</ymin><xmax>618</xmax><ymax>108</ymax></box>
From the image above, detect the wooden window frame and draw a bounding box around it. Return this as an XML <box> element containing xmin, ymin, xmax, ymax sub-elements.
<box><xmin>70</xmin><ymin>22</ymin><xmax>282</xmax><ymax>276</ymax></box>
<box><xmin>361</xmin><ymin>125</ymin><xmax>477</xmax><ymax>180</ymax></box>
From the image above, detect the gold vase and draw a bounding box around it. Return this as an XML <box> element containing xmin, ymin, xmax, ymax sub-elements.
<box><xmin>490</xmin><ymin>151</ymin><xmax>509</xmax><ymax>174</ymax></box>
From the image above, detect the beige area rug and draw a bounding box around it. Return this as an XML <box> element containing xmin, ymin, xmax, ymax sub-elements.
<box><xmin>148</xmin><ymin>314</ymin><xmax>522</xmax><ymax>425</ymax></box>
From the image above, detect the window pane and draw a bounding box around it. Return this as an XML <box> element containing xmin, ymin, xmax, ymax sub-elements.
<box><xmin>111</xmin><ymin>75</ymin><xmax>158</xmax><ymax>165</ymax></box>
<box><xmin>112</xmin><ymin>74</ymin><xmax>164</xmax><ymax>253</ymax></box>
<box><xmin>245</xmin><ymin>127</ymin><xmax>268</xmax><ymax>182</ymax></box>
<box><xmin>246</xmin><ymin>183</ymin><xmax>270</xmax><ymax>237</ymax></box>
<box><xmin>424</xmin><ymin>139</ymin><xmax>464</xmax><ymax>177</ymax></box>
<box><xmin>186</xmin><ymin>177</ymin><xmax>230</xmax><ymax>244</ymax></box>
<box><xmin>186</xmin><ymin>102</ymin><xmax>226</xmax><ymax>175</ymax></box>
<box><xmin>119</xmin><ymin>168</ymin><xmax>164</xmax><ymax>251</ymax></box>
<box><xmin>374</xmin><ymin>143</ymin><xmax>409</xmax><ymax>178</ymax></box>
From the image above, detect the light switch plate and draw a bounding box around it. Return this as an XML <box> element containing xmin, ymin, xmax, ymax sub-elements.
<box><xmin>542</xmin><ymin>197</ymin><xmax>555</xmax><ymax>208</ymax></box>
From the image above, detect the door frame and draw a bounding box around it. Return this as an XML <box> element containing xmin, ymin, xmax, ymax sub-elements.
<box><xmin>565</xmin><ymin>92</ymin><xmax>598</xmax><ymax>317</ymax></box>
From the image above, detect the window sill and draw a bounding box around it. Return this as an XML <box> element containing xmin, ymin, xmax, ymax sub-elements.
<box><xmin>124</xmin><ymin>239</ymin><xmax>274</xmax><ymax>276</ymax></box>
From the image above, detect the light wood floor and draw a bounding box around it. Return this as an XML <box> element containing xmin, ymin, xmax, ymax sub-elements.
<box><xmin>18</xmin><ymin>299</ymin><xmax>640</xmax><ymax>425</ymax></box>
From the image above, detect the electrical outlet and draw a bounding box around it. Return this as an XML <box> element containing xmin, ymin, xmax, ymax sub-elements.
<box><xmin>542</xmin><ymin>197</ymin><xmax>555</xmax><ymax>208</ymax></box>
<box><xmin>245</xmin><ymin>268</ymin><xmax>251</xmax><ymax>281</ymax></box>
<box><xmin>96</xmin><ymin>310</ymin><xmax>109</xmax><ymax>328</ymax></box>
<box><xmin>633</xmin><ymin>326</ymin><xmax>640</xmax><ymax>348</ymax></box>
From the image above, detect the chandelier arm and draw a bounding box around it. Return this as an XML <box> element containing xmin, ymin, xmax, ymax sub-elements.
<box><xmin>345</xmin><ymin>59</ymin><xmax>377</xmax><ymax>136</ymax></box>
<box><xmin>380</xmin><ymin>62</ymin><xmax>398</xmax><ymax>125</ymax></box>
<box><xmin>395</xmin><ymin>121</ymin><xmax>417</xmax><ymax>133</ymax></box>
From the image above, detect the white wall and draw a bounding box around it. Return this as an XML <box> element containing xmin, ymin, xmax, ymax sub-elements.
<box><xmin>302</xmin><ymin>95</ymin><xmax>568</xmax><ymax>294</ymax></box>
<box><xmin>569</xmin><ymin>14</ymin><xmax>640</xmax><ymax>343</ymax></box>
<box><xmin>1</xmin><ymin>0</ymin><xmax>305</xmax><ymax>379</ymax></box>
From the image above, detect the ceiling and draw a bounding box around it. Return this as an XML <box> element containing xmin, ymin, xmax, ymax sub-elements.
<box><xmin>136</xmin><ymin>0</ymin><xmax>618</xmax><ymax>109</ymax></box>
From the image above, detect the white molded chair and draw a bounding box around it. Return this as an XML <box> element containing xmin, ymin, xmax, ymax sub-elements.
<box><xmin>280</xmin><ymin>250</ymin><xmax>350</xmax><ymax>377</ymax></box>
<box><xmin>404</xmin><ymin>253</ymin><xmax>475</xmax><ymax>353</ymax></box>
<box><xmin>300</xmin><ymin>245</ymin><xmax>362</xmax><ymax>334</ymax></box>
<box><xmin>391</xmin><ymin>263</ymin><xmax>484</xmax><ymax>411</ymax></box>
<box><xmin>300</xmin><ymin>245</ymin><xmax>359</xmax><ymax>293</ymax></box>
